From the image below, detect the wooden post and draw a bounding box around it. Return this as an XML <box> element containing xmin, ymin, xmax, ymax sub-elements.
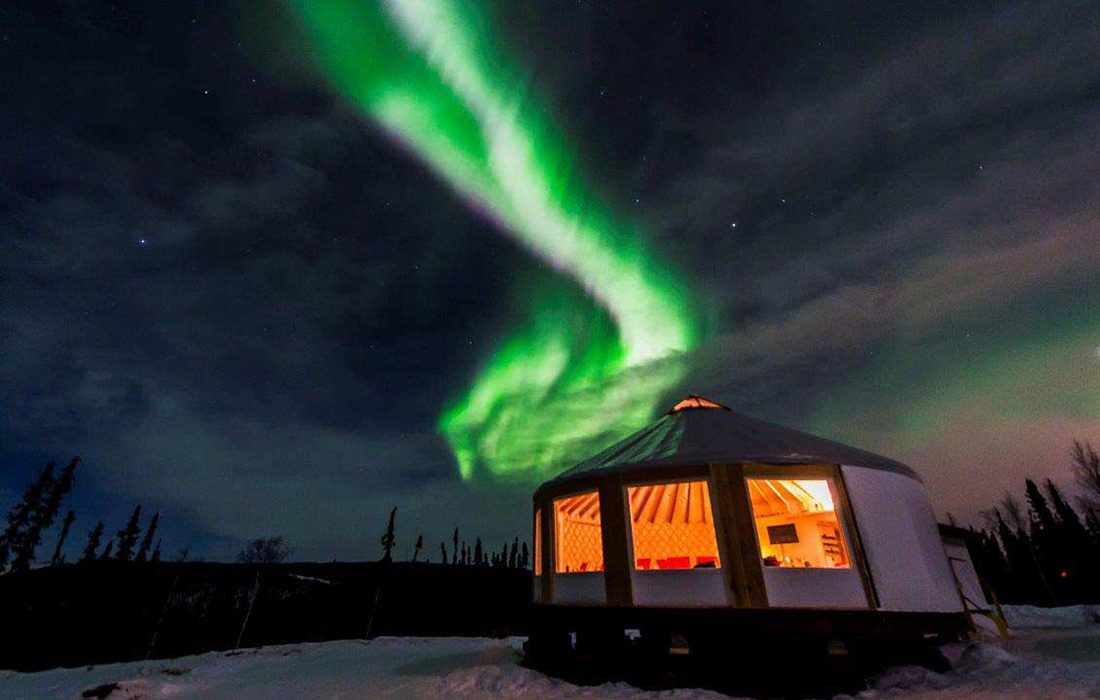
<box><xmin>599</xmin><ymin>475</ymin><xmax>632</xmax><ymax>606</ymax></box>
<box><xmin>710</xmin><ymin>463</ymin><xmax>768</xmax><ymax>608</ymax></box>
<box><xmin>540</xmin><ymin>501</ymin><xmax>553</xmax><ymax>602</ymax></box>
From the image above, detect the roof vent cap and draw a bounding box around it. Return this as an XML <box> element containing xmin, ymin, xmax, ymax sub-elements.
<box><xmin>667</xmin><ymin>395</ymin><xmax>730</xmax><ymax>414</ymax></box>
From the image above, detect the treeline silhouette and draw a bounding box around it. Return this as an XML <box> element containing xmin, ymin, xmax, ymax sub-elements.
<box><xmin>0</xmin><ymin>467</ymin><xmax>534</xmax><ymax>672</ymax></box>
<box><xmin>373</xmin><ymin>505</ymin><xmax>531</xmax><ymax>570</ymax></box>
<box><xmin>965</xmin><ymin>441</ymin><xmax>1100</xmax><ymax>605</ymax></box>
<box><xmin>0</xmin><ymin>558</ymin><xmax>532</xmax><ymax>672</ymax></box>
<box><xmin>0</xmin><ymin>457</ymin><xmax>173</xmax><ymax>575</ymax></box>
<box><xmin>434</xmin><ymin>525</ymin><xmax>530</xmax><ymax>570</ymax></box>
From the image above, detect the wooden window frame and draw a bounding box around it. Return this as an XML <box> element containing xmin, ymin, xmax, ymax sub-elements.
<box><xmin>621</xmin><ymin>475</ymin><xmax>726</xmax><ymax>573</ymax></box>
<box><xmin>739</xmin><ymin>462</ymin><xmax>877</xmax><ymax>609</ymax></box>
<box><xmin>550</xmin><ymin>487</ymin><xmax>604</xmax><ymax>576</ymax></box>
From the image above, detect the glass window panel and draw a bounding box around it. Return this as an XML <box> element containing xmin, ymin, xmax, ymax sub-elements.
<box><xmin>746</xmin><ymin>477</ymin><xmax>851</xmax><ymax>569</ymax></box>
<box><xmin>627</xmin><ymin>480</ymin><xmax>721</xmax><ymax>570</ymax></box>
<box><xmin>553</xmin><ymin>491</ymin><xmax>603</xmax><ymax>574</ymax></box>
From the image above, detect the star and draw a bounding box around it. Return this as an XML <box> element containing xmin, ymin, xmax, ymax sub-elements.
<box><xmin>730</xmin><ymin>222</ymin><xmax>737</xmax><ymax>228</ymax></box>
<box><xmin>138</xmin><ymin>238</ymin><xmax>149</xmax><ymax>246</ymax></box>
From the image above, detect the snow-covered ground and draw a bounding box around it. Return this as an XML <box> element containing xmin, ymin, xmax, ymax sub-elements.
<box><xmin>1002</xmin><ymin>603</ymin><xmax>1100</xmax><ymax>629</ymax></box>
<box><xmin>2</xmin><ymin>606</ymin><xmax>1098</xmax><ymax>700</ymax></box>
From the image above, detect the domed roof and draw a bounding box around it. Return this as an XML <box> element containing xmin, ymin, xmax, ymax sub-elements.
<box><xmin>542</xmin><ymin>395</ymin><xmax>919</xmax><ymax>488</ymax></box>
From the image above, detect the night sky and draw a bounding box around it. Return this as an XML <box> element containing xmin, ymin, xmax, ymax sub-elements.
<box><xmin>2</xmin><ymin>0</ymin><xmax>1098</xmax><ymax>562</ymax></box>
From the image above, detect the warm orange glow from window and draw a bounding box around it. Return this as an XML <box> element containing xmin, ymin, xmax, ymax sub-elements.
<box><xmin>554</xmin><ymin>491</ymin><xmax>603</xmax><ymax>574</ymax></box>
<box><xmin>533</xmin><ymin>508</ymin><xmax>542</xmax><ymax>576</ymax></box>
<box><xmin>627</xmin><ymin>481</ymin><xmax>721</xmax><ymax>570</ymax></box>
<box><xmin>746</xmin><ymin>478</ymin><xmax>850</xmax><ymax>569</ymax></box>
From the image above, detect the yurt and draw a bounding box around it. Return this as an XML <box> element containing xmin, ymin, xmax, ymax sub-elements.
<box><xmin>528</xmin><ymin>396</ymin><xmax>973</xmax><ymax>666</ymax></box>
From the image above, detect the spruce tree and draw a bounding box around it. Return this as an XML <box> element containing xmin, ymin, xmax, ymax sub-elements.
<box><xmin>151</xmin><ymin>539</ymin><xmax>162</xmax><ymax>562</ymax></box>
<box><xmin>135</xmin><ymin>513</ymin><xmax>159</xmax><ymax>562</ymax></box>
<box><xmin>1046</xmin><ymin>480</ymin><xmax>1085</xmax><ymax>534</ymax></box>
<box><xmin>452</xmin><ymin>528</ymin><xmax>459</xmax><ymax>565</ymax></box>
<box><xmin>1072</xmin><ymin>443</ymin><xmax>1100</xmax><ymax>543</ymax></box>
<box><xmin>1003</xmin><ymin>492</ymin><xmax>1056</xmax><ymax>604</ymax></box>
<box><xmin>440</xmin><ymin>542</ymin><xmax>448</xmax><ymax>565</ymax></box>
<box><xmin>80</xmin><ymin>522</ymin><xmax>105</xmax><ymax>563</ymax></box>
<box><xmin>474</xmin><ymin>538</ymin><xmax>483</xmax><ymax>567</ymax></box>
<box><xmin>380</xmin><ymin>507</ymin><xmax>396</xmax><ymax>563</ymax></box>
<box><xmin>993</xmin><ymin>508</ymin><xmax>1022</xmax><ymax>598</ymax></box>
<box><xmin>1072</xmin><ymin>441</ymin><xmax>1100</xmax><ymax>510</ymax></box>
<box><xmin>1086</xmin><ymin>506</ymin><xmax>1100</xmax><ymax>543</ymax></box>
<box><xmin>0</xmin><ymin>462</ymin><xmax>56</xmax><ymax>571</ymax></box>
<box><xmin>1047</xmin><ymin>479</ymin><xmax>1096</xmax><ymax>598</ymax></box>
<box><xmin>412</xmin><ymin>534</ymin><xmax>423</xmax><ymax>562</ymax></box>
<box><xmin>1024</xmin><ymin>479</ymin><xmax>1060</xmax><ymax>591</ymax></box>
<box><xmin>99</xmin><ymin>540</ymin><xmax>114</xmax><ymax>560</ymax></box>
<box><xmin>975</xmin><ymin>528</ymin><xmax>1009</xmax><ymax>596</ymax></box>
<box><xmin>1025</xmin><ymin>479</ymin><xmax>1056</xmax><ymax>534</ymax></box>
<box><xmin>520</xmin><ymin>541</ymin><xmax>530</xmax><ymax>569</ymax></box>
<box><xmin>115</xmin><ymin>505</ymin><xmax>143</xmax><ymax>561</ymax></box>
<box><xmin>509</xmin><ymin>538</ymin><xmax>518</xmax><ymax>569</ymax></box>
<box><xmin>12</xmin><ymin>457</ymin><xmax>77</xmax><ymax>572</ymax></box>
<box><xmin>50</xmin><ymin>510</ymin><xmax>76</xmax><ymax>566</ymax></box>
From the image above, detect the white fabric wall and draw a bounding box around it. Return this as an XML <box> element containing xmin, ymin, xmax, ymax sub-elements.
<box><xmin>944</xmin><ymin>540</ymin><xmax>989</xmax><ymax>610</ymax></box>
<box><xmin>842</xmin><ymin>466</ymin><xmax>963</xmax><ymax>613</ymax></box>
<box><xmin>762</xmin><ymin>567</ymin><xmax>867</xmax><ymax>608</ymax></box>
<box><xmin>553</xmin><ymin>572</ymin><xmax>606</xmax><ymax>605</ymax></box>
<box><xmin>631</xmin><ymin>569</ymin><xmax>728</xmax><ymax>607</ymax></box>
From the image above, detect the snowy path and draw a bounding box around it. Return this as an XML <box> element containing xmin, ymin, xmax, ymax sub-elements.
<box><xmin>2</xmin><ymin>622</ymin><xmax>1098</xmax><ymax>699</ymax></box>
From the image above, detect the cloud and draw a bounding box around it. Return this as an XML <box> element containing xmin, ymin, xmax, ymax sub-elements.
<box><xmin>68</xmin><ymin>388</ymin><xmax>533</xmax><ymax>561</ymax></box>
<box><xmin>699</xmin><ymin>203</ymin><xmax>1100</xmax><ymax>381</ymax></box>
<box><xmin>3</xmin><ymin>0</ymin><xmax>1098</xmax><ymax>555</ymax></box>
<box><xmin>0</xmin><ymin>81</ymin><xmax>526</xmax><ymax>555</ymax></box>
<box><xmin>659</xmin><ymin>0</ymin><xmax>1100</xmax><ymax>525</ymax></box>
<box><xmin>654</xmin><ymin>0</ymin><xmax>1099</xmax><ymax>364</ymax></box>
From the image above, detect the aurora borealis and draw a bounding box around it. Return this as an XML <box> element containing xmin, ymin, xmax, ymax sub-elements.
<box><xmin>2</xmin><ymin>0</ymin><xmax>1099</xmax><ymax>560</ymax></box>
<box><xmin>291</xmin><ymin>0</ymin><xmax>699</xmax><ymax>481</ymax></box>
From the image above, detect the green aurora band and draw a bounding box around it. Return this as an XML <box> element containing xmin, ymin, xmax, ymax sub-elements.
<box><xmin>291</xmin><ymin>0</ymin><xmax>699</xmax><ymax>481</ymax></box>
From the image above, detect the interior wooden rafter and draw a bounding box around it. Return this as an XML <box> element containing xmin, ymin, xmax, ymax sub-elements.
<box><xmin>749</xmin><ymin>478</ymin><xmax>832</xmax><ymax>517</ymax></box>
<box><xmin>630</xmin><ymin>481</ymin><xmax>712</xmax><ymax>525</ymax></box>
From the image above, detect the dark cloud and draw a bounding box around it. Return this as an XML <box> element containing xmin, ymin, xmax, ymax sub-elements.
<box><xmin>2</xmin><ymin>0</ymin><xmax>1098</xmax><ymax>558</ymax></box>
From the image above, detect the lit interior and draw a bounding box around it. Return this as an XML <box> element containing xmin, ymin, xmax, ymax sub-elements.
<box><xmin>627</xmin><ymin>481</ymin><xmax>721</xmax><ymax>570</ymax></box>
<box><xmin>533</xmin><ymin>508</ymin><xmax>542</xmax><ymax>576</ymax></box>
<box><xmin>554</xmin><ymin>491</ymin><xmax>604</xmax><ymax>573</ymax></box>
<box><xmin>746</xmin><ymin>478</ymin><xmax>850</xmax><ymax>569</ymax></box>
